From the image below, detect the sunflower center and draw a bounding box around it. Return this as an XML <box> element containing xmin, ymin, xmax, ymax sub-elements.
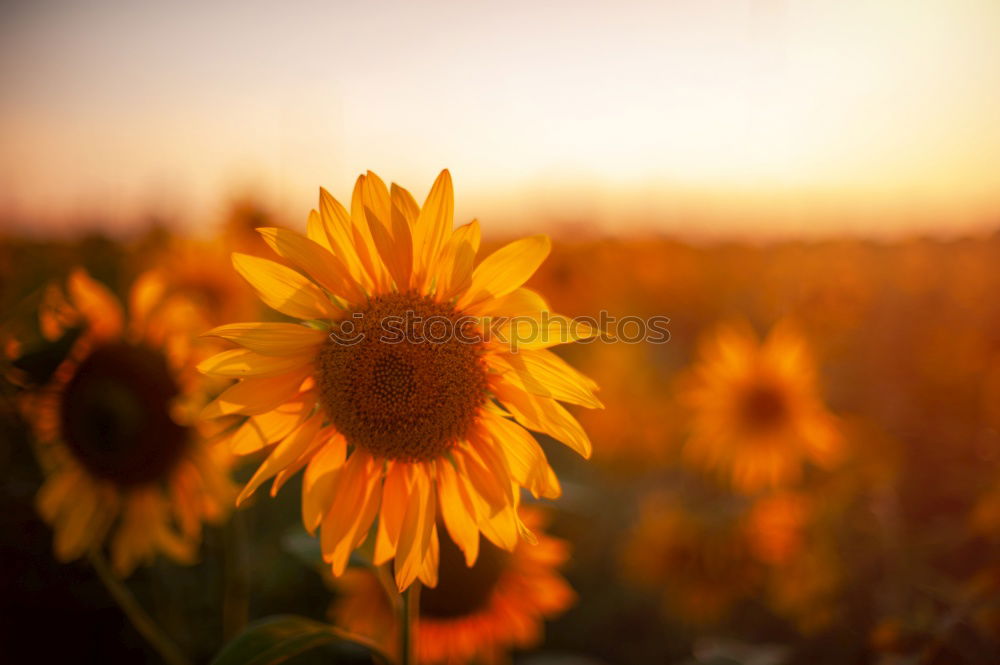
<box><xmin>316</xmin><ymin>292</ymin><xmax>488</xmax><ymax>462</ymax></box>
<box><xmin>420</xmin><ymin>532</ymin><xmax>509</xmax><ymax>618</ymax></box>
<box><xmin>739</xmin><ymin>383</ymin><xmax>788</xmax><ymax>432</ymax></box>
<box><xmin>59</xmin><ymin>342</ymin><xmax>189</xmax><ymax>487</ymax></box>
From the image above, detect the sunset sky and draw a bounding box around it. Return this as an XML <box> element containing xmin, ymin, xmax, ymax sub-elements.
<box><xmin>2</xmin><ymin>0</ymin><xmax>999</xmax><ymax>239</ymax></box>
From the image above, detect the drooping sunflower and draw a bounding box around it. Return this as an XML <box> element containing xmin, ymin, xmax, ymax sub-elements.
<box><xmin>680</xmin><ymin>321</ymin><xmax>842</xmax><ymax>492</ymax></box>
<box><xmin>200</xmin><ymin>170</ymin><xmax>599</xmax><ymax>589</ymax></box>
<box><xmin>330</xmin><ymin>507</ymin><xmax>574</xmax><ymax>665</ymax></box>
<box><xmin>20</xmin><ymin>268</ymin><xmax>234</xmax><ymax>575</ymax></box>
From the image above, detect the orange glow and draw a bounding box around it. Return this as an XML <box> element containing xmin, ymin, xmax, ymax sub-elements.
<box><xmin>2</xmin><ymin>0</ymin><xmax>999</xmax><ymax>237</ymax></box>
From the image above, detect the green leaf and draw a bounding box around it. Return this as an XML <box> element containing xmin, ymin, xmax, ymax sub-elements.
<box><xmin>210</xmin><ymin>615</ymin><xmax>393</xmax><ymax>665</ymax></box>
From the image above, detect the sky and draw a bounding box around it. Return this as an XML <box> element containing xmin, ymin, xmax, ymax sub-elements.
<box><xmin>2</xmin><ymin>0</ymin><xmax>1000</xmax><ymax>239</ymax></box>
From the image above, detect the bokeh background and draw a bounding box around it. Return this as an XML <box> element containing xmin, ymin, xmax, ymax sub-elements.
<box><xmin>3</xmin><ymin>1</ymin><xmax>1000</xmax><ymax>664</ymax></box>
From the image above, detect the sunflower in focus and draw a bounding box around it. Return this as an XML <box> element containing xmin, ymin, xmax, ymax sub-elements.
<box><xmin>330</xmin><ymin>507</ymin><xmax>574</xmax><ymax>665</ymax></box>
<box><xmin>19</xmin><ymin>268</ymin><xmax>234</xmax><ymax>575</ymax></box>
<box><xmin>680</xmin><ymin>321</ymin><xmax>842</xmax><ymax>492</ymax></box>
<box><xmin>200</xmin><ymin>170</ymin><xmax>599</xmax><ymax>589</ymax></box>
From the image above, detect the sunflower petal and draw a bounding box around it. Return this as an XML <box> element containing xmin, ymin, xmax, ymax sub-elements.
<box><xmin>436</xmin><ymin>459</ymin><xmax>480</xmax><ymax>566</ymax></box>
<box><xmin>394</xmin><ymin>464</ymin><xmax>436</xmax><ymax>590</ymax></box>
<box><xmin>318</xmin><ymin>189</ymin><xmax>368</xmax><ymax>287</ymax></box>
<box><xmin>203</xmin><ymin>322</ymin><xmax>327</xmax><ymax>356</ymax></box>
<box><xmin>366</xmin><ymin>201</ymin><xmax>413</xmax><ymax>290</ymax></box>
<box><xmin>321</xmin><ymin>451</ymin><xmax>381</xmax><ymax>576</ymax></box>
<box><xmin>200</xmin><ymin>366</ymin><xmax>311</xmax><ymax>419</ymax></box>
<box><xmin>481</xmin><ymin>411</ymin><xmax>560</xmax><ymax>499</ymax></box>
<box><xmin>468</xmin><ymin>287</ymin><xmax>547</xmax><ymax>318</ymax></box>
<box><xmin>230</xmin><ymin>398</ymin><xmax>314</xmax><ymax>454</ymax></box>
<box><xmin>435</xmin><ymin>219</ymin><xmax>480</xmax><ymax>300</ymax></box>
<box><xmin>374</xmin><ymin>461</ymin><xmax>410</xmax><ymax>565</ymax></box>
<box><xmin>350</xmin><ymin>175</ymin><xmax>390</xmax><ymax>290</ymax></box>
<box><xmin>414</xmin><ymin>170</ymin><xmax>454</xmax><ymax>289</ymax></box>
<box><xmin>257</xmin><ymin>227</ymin><xmax>365</xmax><ymax>303</ymax></box>
<box><xmin>232</xmin><ymin>253</ymin><xmax>337</xmax><ymax>320</ymax></box>
<box><xmin>457</xmin><ymin>235</ymin><xmax>550</xmax><ymax>309</ymax></box>
<box><xmin>489</xmin><ymin>350</ymin><xmax>602</xmax><ymax>408</ymax></box>
<box><xmin>237</xmin><ymin>412</ymin><xmax>323</xmax><ymax>505</ymax></box>
<box><xmin>301</xmin><ymin>431</ymin><xmax>348</xmax><ymax>533</ymax></box>
<box><xmin>197</xmin><ymin>348</ymin><xmax>313</xmax><ymax>378</ymax></box>
<box><xmin>490</xmin><ymin>314</ymin><xmax>596</xmax><ymax>351</ymax></box>
<box><xmin>417</xmin><ymin>524</ymin><xmax>440</xmax><ymax>588</ymax></box>
<box><xmin>67</xmin><ymin>268</ymin><xmax>123</xmax><ymax>339</ymax></box>
<box><xmin>493</xmin><ymin>376</ymin><xmax>592</xmax><ymax>458</ymax></box>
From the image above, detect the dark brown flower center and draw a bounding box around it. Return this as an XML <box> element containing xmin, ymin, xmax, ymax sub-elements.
<box><xmin>59</xmin><ymin>342</ymin><xmax>189</xmax><ymax>487</ymax></box>
<box><xmin>419</xmin><ymin>531</ymin><xmax>509</xmax><ymax>619</ymax></box>
<box><xmin>739</xmin><ymin>383</ymin><xmax>788</xmax><ymax>432</ymax></box>
<box><xmin>316</xmin><ymin>292</ymin><xmax>488</xmax><ymax>462</ymax></box>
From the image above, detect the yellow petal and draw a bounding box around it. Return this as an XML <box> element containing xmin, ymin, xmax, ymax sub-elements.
<box><xmin>204</xmin><ymin>322</ymin><xmax>327</xmax><ymax>356</ymax></box>
<box><xmin>301</xmin><ymin>432</ymin><xmax>348</xmax><ymax>526</ymax></box>
<box><xmin>394</xmin><ymin>463</ymin><xmax>436</xmax><ymax>590</ymax></box>
<box><xmin>489</xmin><ymin>314</ymin><xmax>596</xmax><ymax>351</ymax></box>
<box><xmin>434</xmin><ymin>219</ymin><xmax>480</xmax><ymax>300</ymax></box>
<box><xmin>493</xmin><ymin>376</ymin><xmax>593</xmax><ymax>458</ymax></box>
<box><xmin>467</xmin><ymin>287</ymin><xmax>547</xmax><ymax>318</ymax></box>
<box><xmin>454</xmin><ymin>443</ymin><xmax>511</xmax><ymax>516</ymax></box>
<box><xmin>257</xmin><ymin>227</ymin><xmax>365</xmax><ymax>303</ymax></box>
<box><xmin>436</xmin><ymin>460</ymin><xmax>480</xmax><ymax>566</ymax></box>
<box><xmin>478</xmin><ymin>501</ymin><xmax>520</xmax><ymax>551</ymax></box>
<box><xmin>197</xmin><ymin>348</ymin><xmax>313</xmax><ymax>378</ymax></box>
<box><xmin>67</xmin><ymin>268</ymin><xmax>123</xmax><ymax>339</ymax></box>
<box><xmin>230</xmin><ymin>398</ymin><xmax>313</xmax><ymax>454</ymax></box>
<box><xmin>488</xmin><ymin>350</ymin><xmax>602</xmax><ymax>408</ymax></box>
<box><xmin>201</xmin><ymin>366</ymin><xmax>311</xmax><ymax>419</ymax></box>
<box><xmin>366</xmin><ymin>200</ymin><xmax>413</xmax><ymax>290</ymax></box>
<box><xmin>481</xmin><ymin>411</ymin><xmax>560</xmax><ymax>499</ymax></box>
<box><xmin>36</xmin><ymin>469</ymin><xmax>81</xmax><ymax>523</ymax></box>
<box><xmin>301</xmin><ymin>431</ymin><xmax>348</xmax><ymax>533</ymax></box>
<box><xmin>457</xmin><ymin>235</ymin><xmax>550</xmax><ymax>309</ymax></box>
<box><xmin>321</xmin><ymin>451</ymin><xmax>381</xmax><ymax>576</ymax></box>
<box><xmin>374</xmin><ymin>461</ymin><xmax>410</xmax><ymax>565</ymax></box>
<box><xmin>237</xmin><ymin>412</ymin><xmax>323</xmax><ymax>505</ymax></box>
<box><xmin>414</xmin><ymin>170</ymin><xmax>454</xmax><ymax>289</ymax></box>
<box><xmin>128</xmin><ymin>270</ymin><xmax>167</xmax><ymax>337</ymax></box>
<box><xmin>318</xmin><ymin>189</ymin><xmax>369</xmax><ymax>288</ymax></box>
<box><xmin>53</xmin><ymin>482</ymin><xmax>100</xmax><ymax>561</ymax></box>
<box><xmin>417</xmin><ymin>524</ymin><xmax>440</xmax><ymax>588</ymax></box>
<box><xmin>306</xmin><ymin>209</ymin><xmax>332</xmax><ymax>251</ymax></box>
<box><xmin>232</xmin><ymin>253</ymin><xmax>337</xmax><ymax>320</ymax></box>
<box><xmin>350</xmin><ymin>175</ymin><xmax>390</xmax><ymax>290</ymax></box>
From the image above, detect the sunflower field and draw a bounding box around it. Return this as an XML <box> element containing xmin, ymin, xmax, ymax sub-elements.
<box><xmin>2</xmin><ymin>180</ymin><xmax>999</xmax><ymax>665</ymax></box>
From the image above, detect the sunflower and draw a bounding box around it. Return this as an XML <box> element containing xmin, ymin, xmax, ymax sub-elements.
<box><xmin>137</xmin><ymin>235</ymin><xmax>262</xmax><ymax>325</ymax></box>
<box><xmin>619</xmin><ymin>490</ymin><xmax>761</xmax><ymax>623</ymax></box>
<box><xmin>20</xmin><ymin>268</ymin><xmax>234</xmax><ymax>576</ymax></box>
<box><xmin>330</xmin><ymin>507</ymin><xmax>574</xmax><ymax>665</ymax></box>
<box><xmin>199</xmin><ymin>170</ymin><xmax>599</xmax><ymax>589</ymax></box>
<box><xmin>680</xmin><ymin>320</ymin><xmax>842</xmax><ymax>492</ymax></box>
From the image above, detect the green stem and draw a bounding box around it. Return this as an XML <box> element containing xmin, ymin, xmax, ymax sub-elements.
<box><xmin>400</xmin><ymin>582</ymin><xmax>420</xmax><ymax>665</ymax></box>
<box><xmin>88</xmin><ymin>550</ymin><xmax>191</xmax><ymax>665</ymax></box>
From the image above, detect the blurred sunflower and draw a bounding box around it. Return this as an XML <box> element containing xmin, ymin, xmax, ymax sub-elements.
<box><xmin>138</xmin><ymin>236</ymin><xmax>262</xmax><ymax>324</ymax></box>
<box><xmin>200</xmin><ymin>170</ymin><xmax>598</xmax><ymax>589</ymax></box>
<box><xmin>620</xmin><ymin>490</ymin><xmax>761</xmax><ymax>623</ymax></box>
<box><xmin>680</xmin><ymin>321</ymin><xmax>842</xmax><ymax>492</ymax></box>
<box><xmin>330</xmin><ymin>507</ymin><xmax>574</xmax><ymax>665</ymax></box>
<box><xmin>19</xmin><ymin>268</ymin><xmax>234</xmax><ymax>575</ymax></box>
